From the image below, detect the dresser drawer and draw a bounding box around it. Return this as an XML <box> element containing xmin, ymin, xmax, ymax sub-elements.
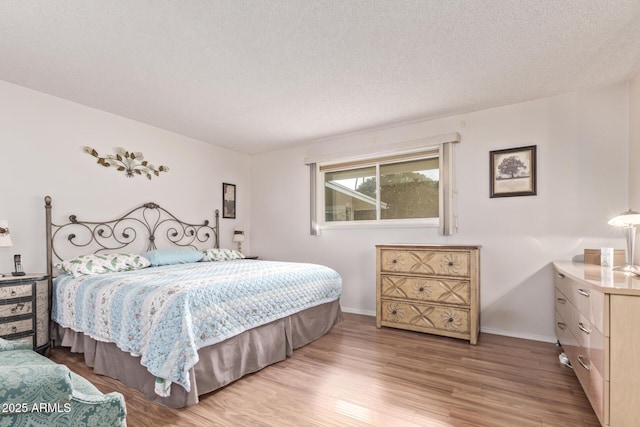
<box><xmin>554</xmin><ymin>287</ymin><xmax>574</xmax><ymax>329</ymax></box>
<box><xmin>0</xmin><ymin>284</ymin><xmax>32</xmax><ymax>300</ymax></box>
<box><xmin>554</xmin><ymin>271</ymin><xmax>605</xmax><ymax>335</ymax></box>
<box><xmin>563</xmin><ymin>340</ymin><xmax>605</xmax><ymax>425</ymax></box>
<box><xmin>571</xmin><ymin>311</ymin><xmax>606</xmax><ymax>378</ymax></box>
<box><xmin>0</xmin><ymin>301</ymin><xmax>33</xmax><ymax>318</ymax></box>
<box><xmin>0</xmin><ymin>318</ymin><xmax>33</xmax><ymax>336</ymax></box>
<box><xmin>380</xmin><ymin>275</ymin><xmax>470</xmax><ymax>305</ymax></box>
<box><xmin>380</xmin><ymin>299</ymin><xmax>470</xmax><ymax>334</ymax></box>
<box><xmin>379</xmin><ymin>249</ymin><xmax>470</xmax><ymax>277</ymax></box>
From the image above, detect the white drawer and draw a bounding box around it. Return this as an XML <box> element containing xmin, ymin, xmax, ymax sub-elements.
<box><xmin>554</xmin><ymin>271</ymin><xmax>605</xmax><ymax>335</ymax></box>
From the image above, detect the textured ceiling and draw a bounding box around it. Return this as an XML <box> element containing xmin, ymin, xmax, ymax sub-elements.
<box><xmin>1</xmin><ymin>1</ymin><xmax>640</xmax><ymax>154</ymax></box>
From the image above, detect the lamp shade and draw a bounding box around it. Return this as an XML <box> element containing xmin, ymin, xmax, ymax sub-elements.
<box><xmin>233</xmin><ymin>228</ymin><xmax>245</xmax><ymax>242</ymax></box>
<box><xmin>608</xmin><ymin>209</ymin><xmax>640</xmax><ymax>226</ymax></box>
<box><xmin>0</xmin><ymin>220</ymin><xmax>13</xmax><ymax>248</ymax></box>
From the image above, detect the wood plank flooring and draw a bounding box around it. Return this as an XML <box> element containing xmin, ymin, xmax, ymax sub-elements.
<box><xmin>49</xmin><ymin>313</ymin><xmax>599</xmax><ymax>427</ymax></box>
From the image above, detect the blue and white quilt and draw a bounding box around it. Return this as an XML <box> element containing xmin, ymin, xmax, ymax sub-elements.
<box><xmin>52</xmin><ymin>260</ymin><xmax>342</xmax><ymax>393</ymax></box>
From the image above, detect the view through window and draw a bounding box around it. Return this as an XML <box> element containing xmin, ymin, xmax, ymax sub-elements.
<box><xmin>323</xmin><ymin>156</ymin><xmax>439</xmax><ymax>223</ymax></box>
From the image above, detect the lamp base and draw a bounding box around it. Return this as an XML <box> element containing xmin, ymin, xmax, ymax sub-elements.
<box><xmin>613</xmin><ymin>264</ymin><xmax>640</xmax><ymax>276</ymax></box>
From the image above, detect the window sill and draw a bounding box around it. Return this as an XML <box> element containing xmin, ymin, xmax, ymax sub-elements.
<box><xmin>318</xmin><ymin>219</ymin><xmax>439</xmax><ymax>231</ymax></box>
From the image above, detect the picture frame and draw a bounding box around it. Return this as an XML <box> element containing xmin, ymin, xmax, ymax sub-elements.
<box><xmin>222</xmin><ymin>183</ymin><xmax>236</xmax><ymax>218</ymax></box>
<box><xmin>490</xmin><ymin>145</ymin><xmax>537</xmax><ymax>198</ymax></box>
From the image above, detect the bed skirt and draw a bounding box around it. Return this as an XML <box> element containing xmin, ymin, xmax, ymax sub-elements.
<box><xmin>53</xmin><ymin>300</ymin><xmax>342</xmax><ymax>408</ymax></box>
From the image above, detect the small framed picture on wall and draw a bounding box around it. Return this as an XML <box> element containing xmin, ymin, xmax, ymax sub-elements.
<box><xmin>490</xmin><ymin>145</ymin><xmax>537</xmax><ymax>198</ymax></box>
<box><xmin>222</xmin><ymin>183</ymin><xmax>236</xmax><ymax>218</ymax></box>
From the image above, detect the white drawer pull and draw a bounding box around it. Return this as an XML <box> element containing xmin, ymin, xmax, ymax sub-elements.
<box><xmin>578</xmin><ymin>322</ymin><xmax>591</xmax><ymax>335</ymax></box>
<box><xmin>556</xmin><ymin>297</ymin><xmax>566</xmax><ymax>304</ymax></box>
<box><xmin>577</xmin><ymin>355</ymin><xmax>591</xmax><ymax>371</ymax></box>
<box><xmin>577</xmin><ymin>288</ymin><xmax>590</xmax><ymax>297</ymax></box>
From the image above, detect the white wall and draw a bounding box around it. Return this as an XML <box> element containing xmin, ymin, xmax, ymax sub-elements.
<box><xmin>629</xmin><ymin>71</ymin><xmax>640</xmax><ymax>213</ymax></box>
<box><xmin>0</xmin><ymin>81</ymin><xmax>250</xmax><ymax>274</ymax></box>
<box><xmin>250</xmin><ymin>84</ymin><xmax>629</xmax><ymax>342</ymax></box>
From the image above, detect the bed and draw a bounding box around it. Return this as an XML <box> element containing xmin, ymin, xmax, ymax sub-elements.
<box><xmin>44</xmin><ymin>196</ymin><xmax>342</xmax><ymax>408</ymax></box>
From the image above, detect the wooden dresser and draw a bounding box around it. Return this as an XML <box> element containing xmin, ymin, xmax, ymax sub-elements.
<box><xmin>554</xmin><ymin>261</ymin><xmax>640</xmax><ymax>427</ymax></box>
<box><xmin>376</xmin><ymin>244</ymin><xmax>481</xmax><ymax>344</ymax></box>
<box><xmin>0</xmin><ymin>274</ymin><xmax>49</xmax><ymax>354</ymax></box>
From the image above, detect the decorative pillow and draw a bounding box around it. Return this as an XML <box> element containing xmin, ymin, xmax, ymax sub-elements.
<box><xmin>201</xmin><ymin>248</ymin><xmax>245</xmax><ymax>262</ymax></box>
<box><xmin>55</xmin><ymin>253</ymin><xmax>151</xmax><ymax>278</ymax></box>
<box><xmin>142</xmin><ymin>247</ymin><xmax>205</xmax><ymax>266</ymax></box>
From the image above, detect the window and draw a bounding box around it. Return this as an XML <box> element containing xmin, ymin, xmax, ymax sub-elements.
<box><xmin>307</xmin><ymin>133</ymin><xmax>459</xmax><ymax>235</ymax></box>
<box><xmin>322</xmin><ymin>156</ymin><xmax>439</xmax><ymax>222</ymax></box>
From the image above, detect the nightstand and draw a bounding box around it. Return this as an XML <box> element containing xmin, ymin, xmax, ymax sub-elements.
<box><xmin>0</xmin><ymin>273</ymin><xmax>49</xmax><ymax>354</ymax></box>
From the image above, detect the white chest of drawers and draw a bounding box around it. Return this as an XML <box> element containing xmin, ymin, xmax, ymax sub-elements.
<box><xmin>0</xmin><ymin>273</ymin><xmax>49</xmax><ymax>354</ymax></box>
<box><xmin>554</xmin><ymin>261</ymin><xmax>640</xmax><ymax>427</ymax></box>
<box><xmin>376</xmin><ymin>244</ymin><xmax>481</xmax><ymax>344</ymax></box>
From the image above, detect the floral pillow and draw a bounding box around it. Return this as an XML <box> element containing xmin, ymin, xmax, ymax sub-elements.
<box><xmin>201</xmin><ymin>248</ymin><xmax>245</xmax><ymax>262</ymax></box>
<box><xmin>56</xmin><ymin>253</ymin><xmax>151</xmax><ymax>278</ymax></box>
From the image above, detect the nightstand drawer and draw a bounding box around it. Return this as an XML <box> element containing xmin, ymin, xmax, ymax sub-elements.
<box><xmin>0</xmin><ymin>284</ymin><xmax>32</xmax><ymax>300</ymax></box>
<box><xmin>8</xmin><ymin>334</ymin><xmax>34</xmax><ymax>346</ymax></box>
<box><xmin>0</xmin><ymin>301</ymin><xmax>33</xmax><ymax>318</ymax></box>
<box><xmin>380</xmin><ymin>275</ymin><xmax>470</xmax><ymax>305</ymax></box>
<box><xmin>0</xmin><ymin>318</ymin><xmax>33</xmax><ymax>336</ymax></box>
<box><xmin>380</xmin><ymin>299</ymin><xmax>470</xmax><ymax>334</ymax></box>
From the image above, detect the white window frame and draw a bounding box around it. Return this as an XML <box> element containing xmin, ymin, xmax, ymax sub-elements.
<box><xmin>306</xmin><ymin>133</ymin><xmax>460</xmax><ymax>235</ymax></box>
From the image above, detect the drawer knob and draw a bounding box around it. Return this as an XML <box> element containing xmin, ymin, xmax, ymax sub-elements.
<box><xmin>448</xmin><ymin>261</ymin><xmax>454</xmax><ymax>266</ymax></box>
<box><xmin>578</xmin><ymin>322</ymin><xmax>591</xmax><ymax>335</ymax></box>
<box><xmin>10</xmin><ymin>303</ymin><xmax>25</xmax><ymax>314</ymax></box>
<box><xmin>577</xmin><ymin>355</ymin><xmax>591</xmax><ymax>371</ymax></box>
<box><xmin>11</xmin><ymin>326</ymin><xmax>17</xmax><ymax>333</ymax></box>
<box><xmin>557</xmin><ymin>273</ymin><xmax>565</xmax><ymax>279</ymax></box>
<box><xmin>577</xmin><ymin>288</ymin><xmax>590</xmax><ymax>297</ymax></box>
<box><xmin>556</xmin><ymin>298</ymin><xmax>566</xmax><ymax>304</ymax></box>
<box><xmin>557</xmin><ymin>322</ymin><xmax>567</xmax><ymax>330</ymax></box>
<box><xmin>392</xmin><ymin>259</ymin><xmax>397</xmax><ymax>264</ymax></box>
<box><xmin>10</xmin><ymin>290</ymin><xmax>16</xmax><ymax>296</ymax></box>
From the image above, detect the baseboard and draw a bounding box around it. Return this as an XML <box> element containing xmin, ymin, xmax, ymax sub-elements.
<box><xmin>340</xmin><ymin>306</ymin><xmax>376</xmax><ymax>317</ymax></box>
<box><xmin>339</xmin><ymin>308</ymin><xmax>557</xmax><ymax>344</ymax></box>
<box><xmin>480</xmin><ymin>326</ymin><xmax>557</xmax><ymax>344</ymax></box>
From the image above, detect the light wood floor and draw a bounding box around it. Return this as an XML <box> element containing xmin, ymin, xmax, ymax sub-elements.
<box><xmin>49</xmin><ymin>313</ymin><xmax>599</xmax><ymax>427</ymax></box>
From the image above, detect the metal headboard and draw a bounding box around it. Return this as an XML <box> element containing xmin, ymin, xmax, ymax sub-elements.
<box><xmin>44</xmin><ymin>195</ymin><xmax>219</xmax><ymax>282</ymax></box>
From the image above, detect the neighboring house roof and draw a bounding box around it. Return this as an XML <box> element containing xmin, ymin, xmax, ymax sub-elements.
<box><xmin>325</xmin><ymin>181</ymin><xmax>389</xmax><ymax>209</ymax></box>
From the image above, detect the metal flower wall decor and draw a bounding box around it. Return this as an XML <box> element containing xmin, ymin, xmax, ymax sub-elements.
<box><xmin>83</xmin><ymin>146</ymin><xmax>169</xmax><ymax>180</ymax></box>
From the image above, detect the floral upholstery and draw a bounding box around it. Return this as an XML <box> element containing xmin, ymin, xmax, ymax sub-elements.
<box><xmin>0</xmin><ymin>338</ymin><xmax>126</xmax><ymax>427</ymax></box>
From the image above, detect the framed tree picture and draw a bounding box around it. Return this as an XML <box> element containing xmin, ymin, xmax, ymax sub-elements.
<box><xmin>490</xmin><ymin>145</ymin><xmax>537</xmax><ymax>198</ymax></box>
<box><xmin>222</xmin><ymin>183</ymin><xmax>236</xmax><ymax>218</ymax></box>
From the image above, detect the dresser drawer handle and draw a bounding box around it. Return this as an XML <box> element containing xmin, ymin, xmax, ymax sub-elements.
<box><xmin>10</xmin><ymin>290</ymin><xmax>17</xmax><ymax>296</ymax></box>
<box><xmin>11</xmin><ymin>326</ymin><xmax>17</xmax><ymax>333</ymax></box>
<box><xmin>557</xmin><ymin>273</ymin><xmax>565</xmax><ymax>279</ymax></box>
<box><xmin>557</xmin><ymin>322</ymin><xmax>567</xmax><ymax>330</ymax></box>
<box><xmin>578</xmin><ymin>322</ymin><xmax>591</xmax><ymax>335</ymax></box>
<box><xmin>10</xmin><ymin>303</ymin><xmax>25</xmax><ymax>314</ymax></box>
<box><xmin>556</xmin><ymin>297</ymin><xmax>566</xmax><ymax>304</ymax></box>
<box><xmin>392</xmin><ymin>260</ymin><xmax>397</xmax><ymax>264</ymax></box>
<box><xmin>577</xmin><ymin>288</ymin><xmax>590</xmax><ymax>297</ymax></box>
<box><xmin>577</xmin><ymin>355</ymin><xmax>591</xmax><ymax>371</ymax></box>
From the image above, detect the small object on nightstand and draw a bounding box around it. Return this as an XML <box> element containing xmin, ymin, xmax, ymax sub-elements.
<box><xmin>12</xmin><ymin>254</ymin><xmax>25</xmax><ymax>276</ymax></box>
<box><xmin>244</xmin><ymin>256</ymin><xmax>258</xmax><ymax>260</ymax></box>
